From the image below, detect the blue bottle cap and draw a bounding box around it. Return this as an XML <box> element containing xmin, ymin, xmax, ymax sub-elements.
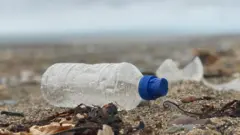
<box><xmin>138</xmin><ymin>75</ymin><xmax>168</xmax><ymax>100</ymax></box>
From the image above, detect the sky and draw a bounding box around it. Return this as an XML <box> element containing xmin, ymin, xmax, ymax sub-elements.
<box><xmin>0</xmin><ymin>0</ymin><xmax>240</xmax><ymax>37</ymax></box>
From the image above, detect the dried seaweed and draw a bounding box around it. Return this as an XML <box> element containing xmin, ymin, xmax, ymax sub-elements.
<box><xmin>4</xmin><ymin>103</ymin><xmax>133</xmax><ymax>135</ymax></box>
<box><xmin>163</xmin><ymin>100</ymin><xmax>240</xmax><ymax>119</ymax></box>
<box><xmin>163</xmin><ymin>100</ymin><xmax>203</xmax><ymax>118</ymax></box>
<box><xmin>0</xmin><ymin>111</ymin><xmax>24</xmax><ymax>117</ymax></box>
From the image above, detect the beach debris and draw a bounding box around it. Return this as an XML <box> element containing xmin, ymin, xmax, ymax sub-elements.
<box><xmin>0</xmin><ymin>124</ymin><xmax>74</xmax><ymax>135</ymax></box>
<box><xmin>181</xmin><ymin>96</ymin><xmax>214</xmax><ymax>103</ymax></box>
<box><xmin>157</xmin><ymin>56</ymin><xmax>240</xmax><ymax>91</ymax></box>
<box><xmin>163</xmin><ymin>100</ymin><xmax>240</xmax><ymax>119</ymax></box>
<box><xmin>0</xmin><ymin>103</ymin><xmax>145</xmax><ymax>135</ymax></box>
<box><xmin>0</xmin><ymin>128</ymin><xmax>28</xmax><ymax>135</ymax></box>
<box><xmin>0</xmin><ymin>111</ymin><xmax>24</xmax><ymax>117</ymax></box>
<box><xmin>163</xmin><ymin>100</ymin><xmax>203</xmax><ymax>118</ymax></box>
<box><xmin>202</xmin><ymin>78</ymin><xmax>240</xmax><ymax>91</ymax></box>
<box><xmin>30</xmin><ymin>122</ymin><xmax>74</xmax><ymax>135</ymax></box>
<box><xmin>156</xmin><ymin>57</ymin><xmax>203</xmax><ymax>82</ymax></box>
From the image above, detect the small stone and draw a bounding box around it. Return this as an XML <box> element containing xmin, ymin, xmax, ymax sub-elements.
<box><xmin>119</xmin><ymin>129</ymin><xmax>125</xmax><ymax>134</ymax></box>
<box><xmin>97</xmin><ymin>124</ymin><xmax>114</xmax><ymax>135</ymax></box>
<box><xmin>76</xmin><ymin>113</ymin><xmax>85</xmax><ymax>119</ymax></box>
<box><xmin>181</xmin><ymin>96</ymin><xmax>198</xmax><ymax>103</ymax></box>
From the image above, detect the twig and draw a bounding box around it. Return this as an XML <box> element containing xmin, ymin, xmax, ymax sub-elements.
<box><xmin>163</xmin><ymin>101</ymin><xmax>203</xmax><ymax>118</ymax></box>
<box><xmin>211</xmin><ymin>100</ymin><xmax>239</xmax><ymax>117</ymax></box>
<box><xmin>163</xmin><ymin>100</ymin><xmax>240</xmax><ymax>119</ymax></box>
<box><xmin>22</xmin><ymin>109</ymin><xmax>75</xmax><ymax>127</ymax></box>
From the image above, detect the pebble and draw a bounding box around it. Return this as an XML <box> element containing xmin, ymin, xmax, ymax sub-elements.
<box><xmin>76</xmin><ymin>113</ymin><xmax>85</xmax><ymax>120</ymax></box>
<box><xmin>97</xmin><ymin>124</ymin><xmax>114</xmax><ymax>135</ymax></box>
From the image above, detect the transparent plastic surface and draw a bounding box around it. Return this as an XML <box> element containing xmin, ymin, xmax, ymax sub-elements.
<box><xmin>156</xmin><ymin>57</ymin><xmax>240</xmax><ymax>91</ymax></box>
<box><xmin>202</xmin><ymin>79</ymin><xmax>240</xmax><ymax>91</ymax></box>
<box><xmin>156</xmin><ymin>57</ymin><xmax>203</xmax><ymax>82</ymax></box>
<box><xmin>41</xmin><ymin>62</ymin><xmax>143</xmax><ymax>110</ymax></box>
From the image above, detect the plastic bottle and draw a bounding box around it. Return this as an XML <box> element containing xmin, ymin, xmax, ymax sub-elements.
<box><xmin>156</xmin><ymin>57</ymin><xmax>203</xmax><ymax>82</ymax></box>
<box><xmin>41</xmin><ymin>62</ymin><xmax>168</xmax><ymax>110</ymax></box>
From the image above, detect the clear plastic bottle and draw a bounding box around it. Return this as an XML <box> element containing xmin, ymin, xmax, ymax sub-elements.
<box><xmin>156</xmin><ymin>57</ymin><xmax>203</xmax><ymax>82</ymax></box>
<box><xmin>41</xmin><ymin>62</ymin><xmax>168</xmax><ymax>110</ymax></box>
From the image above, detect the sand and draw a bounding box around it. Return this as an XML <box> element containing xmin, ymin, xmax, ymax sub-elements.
<box><xmin>0</xmin><ymin>37</ymin><xmax>240</xmax><ymax>134</ymax></box>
